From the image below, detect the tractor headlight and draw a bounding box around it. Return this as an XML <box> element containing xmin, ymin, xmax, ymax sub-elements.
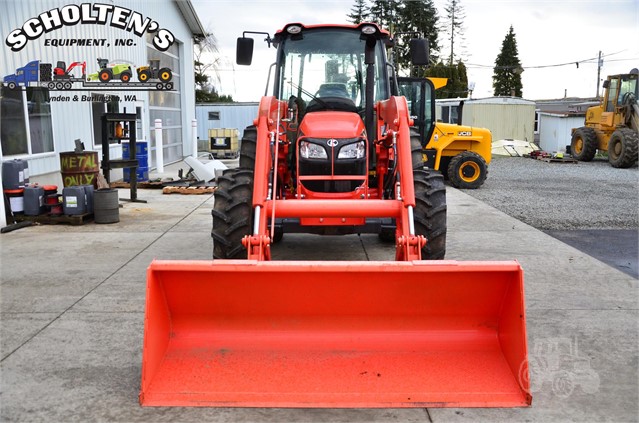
<box><xmin>300</xmin><ymin>141</ymin><xmax>327</xmax><ymax>159</ymax></box>
<box><xmin>337</xmin><ymin>141</ymin><xmax>366</xmax><ymax>159</ymax></box>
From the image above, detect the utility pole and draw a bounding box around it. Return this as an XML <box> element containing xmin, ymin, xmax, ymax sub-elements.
<box><xmin>596</xmin><ymin>50</ymin><xmax>602</xmax><ymax>98</ymax></box>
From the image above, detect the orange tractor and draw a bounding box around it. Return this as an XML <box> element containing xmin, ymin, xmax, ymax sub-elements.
<box><xmin>140</xmin><ymin>23</ymin><xmax>530</xmax><ymax>408</ymax></box>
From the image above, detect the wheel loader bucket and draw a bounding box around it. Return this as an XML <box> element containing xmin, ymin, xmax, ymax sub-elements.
<box><xmin>140</xmin><ymin>260</ymin><xmax>531</xmax><ymax>408</ymax></box>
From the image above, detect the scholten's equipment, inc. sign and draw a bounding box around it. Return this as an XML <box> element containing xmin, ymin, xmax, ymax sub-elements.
<box><xmin>5</xmin><ymin>3</ymin><xmax>175</xmax><ymax>52</ymax></box>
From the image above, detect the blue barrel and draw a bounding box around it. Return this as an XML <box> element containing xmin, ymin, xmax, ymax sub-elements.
<box><xmin>122</xmin><ymin>142</ymin><xmax>149</xmax><ymax>182</ymax></box>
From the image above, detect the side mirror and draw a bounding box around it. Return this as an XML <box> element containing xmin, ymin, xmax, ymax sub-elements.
<box><xmin>602</xmin><ymin>80</ymin><xmax>610</xmax><ymax>89</ymax></box>
<box><xmin>236</xmin><ymin>37</ymin><xmax>254</xmax><ymax>66</ymax></box>
<box><xmin>409</xmin><ymin>39</ymin><xmax>429</xmax><ymax>66</ymax></box>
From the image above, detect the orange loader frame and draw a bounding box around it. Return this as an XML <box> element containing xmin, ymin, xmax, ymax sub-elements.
<box><xmin>242</xmin><ymin>95</ymin><xmax>425</xmax><ymax>262</ymax></box>
<box><xmin>140</xmin><ymin>22</ymin><xmax>531</xmax><ymax>409</ymax></box>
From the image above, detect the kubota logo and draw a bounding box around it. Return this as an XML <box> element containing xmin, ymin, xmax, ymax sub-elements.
<box><xmin>327</xmin><ymin>139</ymin><xmax>339</xmax><ymax>147</ymax></box>
<box><xmin>5</xmin><ymin>3</ymin><xmax>175</xmax><ymax>52</ymax></box>
<box><xmin>519</xmin><ymin>337</ymin><xmax>600</xmax><ymax>398</ymax></box>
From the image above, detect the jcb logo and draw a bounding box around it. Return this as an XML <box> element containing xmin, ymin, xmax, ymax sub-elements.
<box><xmin>458</xmin><ymin>131</ymin><xmax>472</xmax><ymax>136</ymax></box>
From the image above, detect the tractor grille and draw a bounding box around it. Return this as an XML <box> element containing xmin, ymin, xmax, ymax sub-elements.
<box><xmin>298</xmin><ymin>137</ymin><xmax>366</xmax><ymax>193</ymax></box>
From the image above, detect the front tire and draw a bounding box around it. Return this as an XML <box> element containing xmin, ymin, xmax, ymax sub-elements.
<box><xmin>212</xmin><ymin>168</ymin><xmax>254</xmax><ymax>259</ymax></box>
<box><xmin>447</xmin><ymin>151</ymin><xmax>488</xmax><ymax>189</ymax></box>
<box><xmin>571</xmin><ymin>127</ymin><xmax>598</xmax><ymax>161</ymax></box>
<box><xmin>120</xmin><ymin>70</ymin><xmax>132</xmax><ymax>83</ymax></box>
<box><xmin>608</xmin><ymin>128</ymin><xmax>638</xmax><ymax>168</ymax></box>
<box><xmin>138</xmin><ymin>69</ymin><xmax>151</xmax><ymax>82</ymax></box>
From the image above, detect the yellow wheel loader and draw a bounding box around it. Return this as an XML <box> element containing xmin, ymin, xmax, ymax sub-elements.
<box><xmin>139</xmin><ymin>23</ymin><xmax>530</xmax><ymax>408</ymax></box>
<box><xmin>398</xmin><ymin>77</ymin><xmax>492</xmax><ymax>189</ymax></box>
<box><xmin>571</xmin><ymin>69</ymin><xmax>639</xmax><ymax>168</ymax></box>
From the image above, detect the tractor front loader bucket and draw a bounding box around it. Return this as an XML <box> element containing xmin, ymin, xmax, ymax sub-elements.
<box><xmin>140</xmin><ymin>260</ymin><xmax>531</xmax><ymax>408</ymax></box>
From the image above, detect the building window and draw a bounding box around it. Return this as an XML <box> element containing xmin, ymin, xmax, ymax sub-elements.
<box><xmin>91</xmin><ymin>94</ymin><xmax>120</xmax><ymax>146</ymax></box>
<box><xmin>147</xmin><ymin>37</ymin><xmax>182</xmax><ymax>164</ymax></box>
<box><xmin>0</xmin><ymin>86</ymin><xmax>54</xmax><ymax>156</ymax></box>
<box><xmin>208</xmin><ymin>111</ymin><xmax>220</xmax><ymax>120</ymax></box>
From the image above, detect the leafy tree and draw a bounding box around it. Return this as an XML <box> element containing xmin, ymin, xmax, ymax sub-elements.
<box><xmin>194</xmin><ymin>32</ymin><xmax>234</xmax><ymax>103</ymax></box>
<box><xmin>347</xmin><ymin>0</ymin><xmax>369</xmax><ymax>24</ymax></box>
<box><xmin>442</xmin><ymin>0</ymin><xmax>467</xmax><ymax>65</ymax></box>
<box><xmin>493</xmin><ymin>25</ymin><xmax>523</xmax><ymax>97</ymax></box>
<box><xmin>425</xmin><ymin>61</ymin><xmax>468</xmax><ymax>98</ymax></box>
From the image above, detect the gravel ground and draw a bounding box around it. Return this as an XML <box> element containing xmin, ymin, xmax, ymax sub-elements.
<box><xmin>462</xmin><ymin>156</ymin><xmax>639</xmax><ymax>230</ymax></box>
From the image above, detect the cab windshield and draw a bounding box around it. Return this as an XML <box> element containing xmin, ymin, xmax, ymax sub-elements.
<box><xmin>276</xmin><ymin>28</ymin><xmax>388</xmax><ymax>110</ymax></box>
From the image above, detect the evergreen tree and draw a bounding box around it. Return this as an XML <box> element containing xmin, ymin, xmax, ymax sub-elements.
<box><xmin>424</xmin><ymin>61</ymin><xmax>468</xmax><ymax>98</ymax></box>
<box><xmin>492</xmin><ymin>25</ymin><xmax>523</xmax><ymax>97</ymax></box>
<box><xmin>369</xmin><ymin>0</ymin><xmax>401</xmax><ymax>31</ymax></box>
<box><xmin>394</xmin><ymin>0</ymin><xmax>440</xmax><ymax>76</ymax></box>
<box><xmin>442</xmin><ymin>0</ymin><xmax>467</xmax><ymax>65</ymax></box>
<box><xmin>347</xmin><ymin>0</ymin><xmax>369</xmax><ymax>24</ymax></box>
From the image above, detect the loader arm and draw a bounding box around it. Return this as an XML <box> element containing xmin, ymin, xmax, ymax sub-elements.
<box><xmin>244</xmin><ymin>96</ymin><xmax>425</xmax><ymax>261</ymax></box>
<box><xmin>376</xmin><ymin>95</ymin><xmax>426</xmax><ymax>260</ymax></box>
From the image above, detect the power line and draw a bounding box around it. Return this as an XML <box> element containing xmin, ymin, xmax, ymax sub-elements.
<box><xmin>466</xmin><ymin>50</ymin><xmax>630</xmax><ymax>70</ymax></box>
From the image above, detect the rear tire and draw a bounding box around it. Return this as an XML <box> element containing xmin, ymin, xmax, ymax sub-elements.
<box><xmin>608</xmin><ymin>128</ymin><xmax>638</xmax><ymax>168</ymax></box>
<box><xmin>99</xmin><ymin>69</ymin><xmax>112</xmax><ymax>83</ymax></box>
<box><xmin>212</xmin><ymin>168</ymin><xmax>254</xmax><ymax>259</ymax></box>
<box><xmin>447</xmin><ymin>151</ymin><xmax>488</xmax><ymax>189</ymax></box>
<box><xmin>159</xmin><ymin>68</ymin><xmax>172</xmax><ymax>82</ymax></box>
<box><xmin>571</xmin><ymin>127</ymin><xmax>598</xmax><ymax>161</ymax></box>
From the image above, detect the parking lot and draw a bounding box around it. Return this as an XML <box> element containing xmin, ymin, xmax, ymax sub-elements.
<box><xmin>1</xmin><ymin>159</ymin><xmax>638</xmax><ymax>422</ymax></box>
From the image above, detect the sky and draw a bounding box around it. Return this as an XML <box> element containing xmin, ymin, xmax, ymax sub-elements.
<box><xmin>191</xmin><ymin>0</ymin><xmax>639</xmax><ymax>102</ymax></box>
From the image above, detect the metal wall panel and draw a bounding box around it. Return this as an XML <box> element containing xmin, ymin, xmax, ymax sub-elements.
<box><xmin>538</xmin><ymin>114</ymin><xmax>583</xmax><ymax>153</ymax></box>
<box><xmin>462</xmin><ymin>99</ymin><xmax>536</xmax><ymax>142</ymax></box>
<box><xmin>195</xmin><ymin>103</ymin><xmax>259</xmax><ymax>140</ymax></box>
<box><xmin>1</xmin><ymin>0</ymin><xmax>198</xmax><ymax>175</ymax></box>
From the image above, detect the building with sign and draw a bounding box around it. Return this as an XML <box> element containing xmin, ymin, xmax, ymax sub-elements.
<box><xmin>0</xmin><ymin>0</ymin><xmax>205</xmax><ymax>183</ymax></box>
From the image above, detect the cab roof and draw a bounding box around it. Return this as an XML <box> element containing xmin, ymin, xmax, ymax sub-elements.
<box><xmin>273</xmin><ymin>22</ymin><xmax>391</xmax><ymax>45</ymax></box>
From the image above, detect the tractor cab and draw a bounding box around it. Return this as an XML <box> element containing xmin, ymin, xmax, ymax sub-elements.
<box><xmin>270</xmin><ymin>24</ymin><xmax>391</xmax><ymax>119</ymax></box>
<box><xmin>602</xmin><ymin>70</ymin><xmax>638</xmax><ymax>113</ymax></box>
<box><xmin>237</xmin><ymin>23</ymin><xmax>428</xmax><ymax>198</ymax></box>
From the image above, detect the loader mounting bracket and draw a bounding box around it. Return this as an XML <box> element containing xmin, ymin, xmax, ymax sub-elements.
<box><xmin>242</xmin><ymin>234</ymin><xmax>272</xmax><ymax>261</ymax></box>
<box><xmin>395</xmin><ymin>235</ymin><xmax>426</xmax><ymax>261</ymax></box>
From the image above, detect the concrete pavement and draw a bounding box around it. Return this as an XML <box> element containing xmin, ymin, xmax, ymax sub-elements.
<box><xmin>1</xmin><ymin>170</ymin><xmax>637</xmax><ymax>422</ymax></box>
